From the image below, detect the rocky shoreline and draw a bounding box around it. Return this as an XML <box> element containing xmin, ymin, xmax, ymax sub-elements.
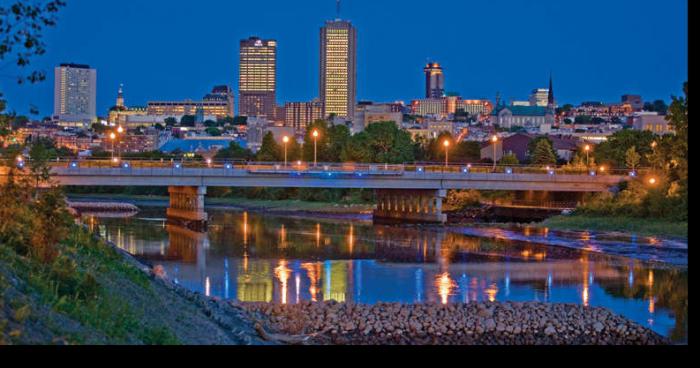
<box><xmin>239</xmin><ymin>301</ymin><xmax>671</xmax><ymax>345</ymax></box>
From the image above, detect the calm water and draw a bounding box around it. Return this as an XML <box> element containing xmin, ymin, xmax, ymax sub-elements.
<box><xmin>87</xmin><ymin>208</ymin><xmax>688</xmax><ymax>343</ymax></box>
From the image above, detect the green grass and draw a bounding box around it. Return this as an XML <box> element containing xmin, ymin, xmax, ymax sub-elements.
<box><xmin>542</xmin><ymin>215</ymin><xmax>688</xmax><ymax>239</ymax></box>
<box><xmin>1</xmin><ymin>226</ymin><xmax>180</xmax><ymax>344</ymax></box>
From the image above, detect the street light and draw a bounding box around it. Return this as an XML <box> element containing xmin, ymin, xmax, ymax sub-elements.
<box><xmin>283</xmin><ymin>136</ymin><xmax>290</xmax><ymax>168</ymax></box>
<box><xmin>584</xmin><ymin>144</ymin><xmax>591</xmax><ymax>168</ymax></box>
<box><xmin>648</xmin><ymin>177</ymin><xmax>658</xmax><ymax>186</ymax></box>
<box><xmin>491</xmin><ymin>135</ymin><xmax>499</xmax><ymax>172</ymax></box>
<box><xmin>443</xmin><ymin>140</ymin><xmax>450</xmax><ymax>168</ymax></box>
<box><xmin>312</xmin><ymin>130</ymin><xmax>319</xmax><ymax>167</ymax></box>
<box><xmin>109</xmin><ymin>132</ymin><xmax>117</xmax><ymax>162</ymax></box>
<box><xmin>117</xmin><ymin>125</ymin><xmax>124</xmax><ymax>134</ymax></box>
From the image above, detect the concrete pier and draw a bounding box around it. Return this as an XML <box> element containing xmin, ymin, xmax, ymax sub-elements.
<box><xmin>374</xmin><ymin>189</ymin><xmax>448</xmax><ymax>224</ymax></box>
<box><xmin>166</xmin><ymin>186</ymin><xmax>208</xmax><ymax>231</ymax></box>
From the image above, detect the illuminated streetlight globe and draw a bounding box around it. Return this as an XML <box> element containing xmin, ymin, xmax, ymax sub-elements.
<box><xmin>649</xmin><ymin>178</ymin><xmax>657</xmax><ymax>185</ymax></box>
<box><xmin>312</xmin><ymin>130</ymin><xmax>319</xmax><ymax>138</ymax></box>
<box><xmin>283</xmin><ymin>136</ymin><xmax>290</xmax><ymax>143</ymax></box>
<box><xmin>443</xmin><ymin>140</ymin><xmax>450</xmax><ymax>148</ymax></box>
<box><xmin>584</xmin><ymin>145</ymin><xmax>591</xmax><ymax>152</ymax></box>
<box><xmin>117</xmin><ymin>126</ymin><xmax>124</xmax><ymax>134</ymax></box>
<box><xmin>491</xmin><ymin>135</ymin><xmax>498</xmax><ymax>143</ymax></box>
<box><xmin>16</xmin><ymin>155</ymin><xmax>24</xmax><ymax>162</ymax></box>
<box><xmin>110</xmin><ymin>132</ymin><xmax>116</xmax><ymax>140</ymax></box>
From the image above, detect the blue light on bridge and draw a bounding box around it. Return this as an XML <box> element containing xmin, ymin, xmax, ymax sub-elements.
<box><xmin>70</xmin><ymin>161</ymin><xmax>79</xmax><ymax>169</ymax></box>
<box><xmin>122</xmin><ymin>162</ymin><xmax>131</xmax><ymax>169</ymax></box>
<box><xmin>174</xmin><ymin>162</ymin><xmax>182</xmax><ymax>169</ymax></box>
<box><xmin>589</xmin><ymin>170</ymin><xmax>597</xmax><ymax>176</ymax></box>
<box><xmin>417</xmin><ymin>167</ymin><xmax>424</xmax><ymax>173</ymax></box>
<box><xmin>224</xmin><ymin>163</ymin><xmax>233</xmax><ymax>170</ymax></box>
<box><xmin>505</xmin><ymin>168</ymin><xmax>513</xmax><ymax>175</ymax></box>
<box><xmin>462</xmin><ymin>167</ymin><xmax>470</xmax><ymax>174</ymax></box>
<box><xmin>355</xmin><ymin>172</ymin><xmax>364</xmax><ymax>178</ymax></box>
<box><xmin>629</xmin><ymin>171</ymin><xmax>638</xmax><ymax>177</ymax></box>
<box><xmin>548</xmin><ymin>169</ymin><xmax>556</xmax><ymax>176</ymax></box>
<box><xmin>16</xmin><ymin>162</ymin><xmax>25</xmax><ymax>169</ymax></box>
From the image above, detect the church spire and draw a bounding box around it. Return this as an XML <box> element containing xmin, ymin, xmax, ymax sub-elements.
<box><xmin>116</xmin><ymin>83</ymin><xmax>125</xmax><ymax>108</ymax></box>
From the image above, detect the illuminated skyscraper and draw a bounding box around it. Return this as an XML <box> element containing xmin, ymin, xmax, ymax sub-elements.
<box><xmin>320</xmin><ymin>19</ymin><xmax>357</xmax><ymax>119</ymax></box>
<box><xmin>424</xmin><ymin>62</ymin><xmax>445</xmax><ymax>99</ymax></box>
<box><xmin>239</xmin><ymin>37</ymin><xmax>277</xmax><ymax>118</ymax></box>
<box><xmin>53</xmin><ymin>63</ymin><xmax>97</xmax><ymax>127</ymax></box>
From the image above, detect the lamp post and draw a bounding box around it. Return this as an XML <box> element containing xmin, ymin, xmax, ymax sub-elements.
<box><xmin>491</xmin><ymin>135</ymin><xmax>499</xmax><ymax>172</ymax></box>
<box><xmin>312</xmin><ymin>130</ymin><xmax>319</xmax><ymax>167</ymax></box>
<box><xmin>651</xmin><ymin>141</ymin><xmax>658</xmax><ymax>170</ymax></box>
<box><xmin>117</xmin><ymin>125</ymin><xmax>124</xmax><ymax>160</ymax></box>
<box><xmin>283</xmin><ymin>136</ymin><xmax>290</xmax><ymax>168</ymax></box>
<box><xmin>584</xmin><ymin>144</ymin><xmax>591</xmax><ymax>168</ymax></box>
<box><xmin>110</xmin><ymin>132</ymin><xmax>117</xmax><ymax>162</ymax></box>
<box><xmin>443</xmin><ymin>140</ymin><xmax>450</xmax><ymax>168</ymax></box>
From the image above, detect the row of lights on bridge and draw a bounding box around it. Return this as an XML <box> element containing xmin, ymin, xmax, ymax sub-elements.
<box><xmin>13</xmin><ymin>155</ymin><xmax>659</xmax><ymax>186</ymax></box>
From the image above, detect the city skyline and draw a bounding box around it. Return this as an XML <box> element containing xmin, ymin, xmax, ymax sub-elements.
<box><xmin>0</xmin><ymin>0</ymin><xmax>688</xmax><ymax>118</ymax></box>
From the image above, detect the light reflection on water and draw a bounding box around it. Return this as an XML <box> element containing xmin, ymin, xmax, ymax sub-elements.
<box><xmin>88</xmin><ymin>208</ymin><xmax>688</xmax><ymax>343</ymax></box>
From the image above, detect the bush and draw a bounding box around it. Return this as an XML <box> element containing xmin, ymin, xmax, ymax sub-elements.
<box><xmin>446</xmin><ymin>190</ymin><xmax>482</xmax><ymax>210</ymax></box>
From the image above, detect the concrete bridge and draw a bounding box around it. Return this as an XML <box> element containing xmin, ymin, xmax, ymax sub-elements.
<box><xmin>1</xmin><ymin>160</ymin><xmax>630</xmax><ymax>227</ymax></box>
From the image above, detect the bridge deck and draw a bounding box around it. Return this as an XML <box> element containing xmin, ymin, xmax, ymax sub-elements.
<box><xmin>1</xmin><ymin>162</ymin><xmax>628</xmax><ymax>192</ymax></box>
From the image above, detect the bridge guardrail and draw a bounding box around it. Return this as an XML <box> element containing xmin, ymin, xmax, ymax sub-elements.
<box><xmin>5</xmin><ymin>158</ymin><xmax>647</xmax><ymax>179</ymax></box>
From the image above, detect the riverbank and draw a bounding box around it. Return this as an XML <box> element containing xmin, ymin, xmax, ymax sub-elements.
<box><xmin>0</xmin><ymin>226</ymin><xmax>267</xmax><ymax>345</ymax></box>
<box><xmin>541</xmin><ymin>215</ymin><xmax>688</xmax><ymax>240</ymax></box>
<box><xmin>240</xmin><ymin>301</ymin><xmax>670</xmax><ymax>345</ymax></box>
<box><xmin>68</xmin><ymin>194</ymin><xmax>374</xmax><ymax>218</ymax></box>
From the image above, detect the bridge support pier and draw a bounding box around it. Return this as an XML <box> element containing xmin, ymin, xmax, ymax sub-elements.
<box><xmin>373</xmin><ymin>189</ymin><xmax>448</xmax><ymax>224</ymax></box>
<box><xmin>166</xmin><ymin>186</ymin><xmax>208</xmax><ymax>231</ymax></box>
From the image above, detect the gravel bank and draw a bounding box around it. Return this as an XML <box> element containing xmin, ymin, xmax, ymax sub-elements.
<box><xmin>239</xmin><ymin>301</ymin><xmax>670</xmax><ymax>345</ymax></box>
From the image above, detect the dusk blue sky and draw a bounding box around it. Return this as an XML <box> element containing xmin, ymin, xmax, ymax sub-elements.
<box><xmin>0</xmin><ymin>0</ymin><xmax>688</xmax><ymax>118</ymax></box>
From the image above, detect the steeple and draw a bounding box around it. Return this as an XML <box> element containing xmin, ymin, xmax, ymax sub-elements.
<box><xmin>116</xmin><ymin>83</ymin><xmax>125</xmax><ymax>108</ymax></box>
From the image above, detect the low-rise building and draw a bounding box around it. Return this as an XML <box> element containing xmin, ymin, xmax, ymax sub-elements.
<box><xmin>633</xmin><ymin>114</ymin><xmax>673</xmax><ymax>135</ymax></box>
<box><xmin>490</xmin><ymin>105</ymin><xmax>551</xmax><ymax>129</ymax></box>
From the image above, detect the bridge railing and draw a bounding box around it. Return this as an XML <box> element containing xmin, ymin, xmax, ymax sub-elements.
<box><xmin>29</xmin><ymin>158</ymin><xmax>647</xmax><ymax>178</ymax></box>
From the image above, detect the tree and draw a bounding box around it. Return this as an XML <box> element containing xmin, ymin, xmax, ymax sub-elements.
<box><xmin>205</xmin><ymin>127</ymin><xmax>222</xmax><ymax>137</ymax></box>
<box><xmin>327</xmin><ymin>124</ymin><xmax>351</xmax><ymax>162</ymax></box>
<box><xmin>527</xmin><ymin>136</ymin><xmax>557</xmax><ymax>163</ymax></box>
<box><xmin>1</xmin><ymin>1</ymin><xmax>66</xmax><ymax>142</ymax></box>
<box><xmin>91</xmin><ymin>123</ymin><xmax>109</xmax><ymax>134</ymax></box>
<box><xmin>0</xmin><ymin>1</ymin><xmax>67</xmax><ymax>85</ymax></box>
<box><xmin>180</xmin><ymin>115</ymin><xmax>196</xmax><ymax>127</ymax></box>
<box><xmin>233</xmin><ymin>116</ymin><xmax>248</xmax><ymax>125</ymax></box>
<box><xmin>625</xmin><ymin>146</ymin><xmax>641</xmax><ymax>172</ymax></box>
<box><xmin>28</xmin><ymin>142</ymin><xmax>52</xmax><ymax>198</ymax></box>
<box><xmin>154</xmin><ymin>123</ymin><xmax>165</xmax><ymax>131</ymax></box>
<box><xmin>256</xmin><ymin>132</ymin><xmax>281</xmax><ymax>162</ymax></box>
<box><xmin>499</xmin><ymin>153</ymin><xmax>520</xmax><ymax>166</ymax></box>
<box><xmin>644</xmin><ymin>100</ymin><xmax>669</xmax><ymax>115</ymax></box>
<box><xmin>595</xmin><ymin>130</ymin><xmax>655</xmax><ymax>168</ymax></box>
<box><xmin>530</xmin><ymin>139</ymin><xmax>557</xmax><ymax>165</ymax></box>
<box><xmin>164</xmin><ymin>117</ymin><xmax>177</xmax><ymax>127</ymax></box>
<box><xmin>215</xmin><ymin>141</ymin><xmax>253</xmax><ymax>161</ymax></box>
<box><xmin>303</xmin><ymin>120</ymin><xmax>332</xmax><ymax>162</ymax></box>
<box><xmin>353</xmin><ymin>121</ymin><xmax>415</xmax><ymax>164</ymax></box>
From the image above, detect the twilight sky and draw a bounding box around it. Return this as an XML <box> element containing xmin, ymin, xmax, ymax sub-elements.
<box><xmin>0</xmin><ymin>0</ymin><xmax>688</xmax><ymax>118</ymax></box>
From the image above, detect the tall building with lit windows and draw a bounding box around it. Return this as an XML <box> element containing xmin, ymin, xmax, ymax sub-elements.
<box><xmin>239</xmin><ymin>37</ymin><xmax>277</xmax><ymax>118</ymax></box>
<box><xmin>53</xmin><ymin>63</ymin><xmax>97</xmax><ymax>127</ymax></box>
<box><xmin>424</xmin><ymin>62</ymin><xmax>445</xmax><ymax>99</ymax></box>
<box><xmin>319</xmin><ymin>19</ymin><xmax>357</xmax><ymax>119</ymax></box>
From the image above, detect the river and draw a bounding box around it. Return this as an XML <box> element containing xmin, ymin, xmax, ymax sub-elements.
<box><xmin>85</xmin><ymin>207</ymin><xmax>688</xmax><ymax>343</ymax></box>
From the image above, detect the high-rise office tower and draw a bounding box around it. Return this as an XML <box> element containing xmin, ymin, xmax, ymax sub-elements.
<box><xmin>239</xmin><ymin>37</ymin><xmax>277</xmax><ymax>118</ymax></box>
<box><xmin>424</xmin><ymin>62</ymin><xmax>445</xmax><ymax>99</ymax></box>
<box><xmin>320</xmin><ymin>18</ymin><xmax>357</xmax><ymax>119</ymax></box>
<box><xmin>54</xmin><ymin>63</ymin><xmax>97</xmax><ymax>126</ymax></box>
